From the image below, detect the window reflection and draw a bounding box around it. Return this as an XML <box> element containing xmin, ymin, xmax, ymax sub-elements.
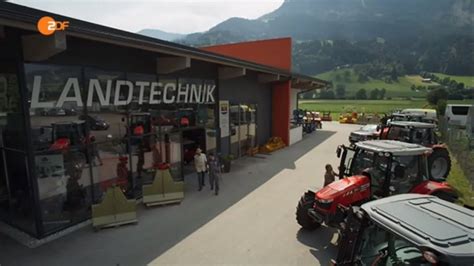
<box><xmin>25</xmin><ymin>63</ymin><xmax>92</xmax><ymax>234</ymax></box>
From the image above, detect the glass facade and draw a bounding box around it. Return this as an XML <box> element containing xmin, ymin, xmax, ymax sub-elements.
<box><xmin>229</xmin><ymin>103</ymin><xmax>257</xmax><ymax>158</ymax></box>
<box><xmin>18</xmin><ymin>63</ymin><xmax>217</xmax><ymax>237</ymax></box>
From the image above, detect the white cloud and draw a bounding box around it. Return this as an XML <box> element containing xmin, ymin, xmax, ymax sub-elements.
<box><xmin>10</xmin><ymin>0</ymin><xmax>284</xmax><ymax>34</ymax></box>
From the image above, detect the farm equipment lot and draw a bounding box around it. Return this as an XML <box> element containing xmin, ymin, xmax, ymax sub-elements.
<box><xmin>1</xmin><ymin>122</ymin><xmax>468</xmax><ymax>266</ymax></box>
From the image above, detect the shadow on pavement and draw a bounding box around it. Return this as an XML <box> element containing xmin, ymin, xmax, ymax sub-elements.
<box><xmin>0</xmin><ymin>130</ymin><xmax>336</xmax><ymax>266</ymax></box>
<box><xmin>296</xmin><ymin>227</ymin><xmax>339</xmax><ymax>264</ymax></box>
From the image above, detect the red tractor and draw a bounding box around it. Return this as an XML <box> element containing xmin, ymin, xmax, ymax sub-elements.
<box><xmin>296</xmin><ymin>140</ymin><xmax>457</xmax><ymax>231</ymax></box>
<box><xmin>50</xmin><ymin>121</ymin><xmax>92</xmax><ymax>163</ymax></box>
<box><xmin>379</xmin><ymin>121</ymin><xmax>451</xmax><ymax>180</ymax></box>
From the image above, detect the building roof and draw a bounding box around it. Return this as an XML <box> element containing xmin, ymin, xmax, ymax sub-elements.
<box><xmin>355</xmin><ymin>140</ymin><xmax>432</xmax><ymax>156</ymax></box>
<box><xmin>0</xmin><ymin>2</ymin><xmax>328</xmax><ymax>89</ymax></box>
<box><xmin>362</xmin><ymin>194</ymin><xmax>474</xmax><ymax>264</ymax></box>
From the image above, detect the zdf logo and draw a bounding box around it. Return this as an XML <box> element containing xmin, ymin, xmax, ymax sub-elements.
<box><xmin>37</xmin><ymin>16</ymin><xmax>69</xmax><ymax>36</ymax></box>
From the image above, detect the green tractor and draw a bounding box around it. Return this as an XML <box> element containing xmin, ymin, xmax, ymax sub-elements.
<box><xmin>332</xmin><ymin>194</ymin><xmax>473</xmax><ymax>265</ymax></box>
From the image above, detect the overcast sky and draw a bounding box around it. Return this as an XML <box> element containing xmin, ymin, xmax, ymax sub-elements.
<box><xmin>10</xmin><ymin>0</ymin><xmax>284</xmax><ymax>34</ymax></box>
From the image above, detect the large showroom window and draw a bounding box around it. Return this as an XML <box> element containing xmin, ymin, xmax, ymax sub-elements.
<box><xmin>25</xmin><ymin>63</ymin><xmax>92</xmax><ymax>235</ymax></box>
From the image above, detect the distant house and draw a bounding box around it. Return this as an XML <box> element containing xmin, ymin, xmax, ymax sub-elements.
<box><xmin>422</xmin><ymin>78</ymin><xmax>432</xmax><ymax>83</ymax></box>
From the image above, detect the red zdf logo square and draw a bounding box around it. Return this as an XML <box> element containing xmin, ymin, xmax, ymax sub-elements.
<box><xmin>37</xmin><ymin>16</ymin><xmax>69</xmax><ymax>36</ymax></box>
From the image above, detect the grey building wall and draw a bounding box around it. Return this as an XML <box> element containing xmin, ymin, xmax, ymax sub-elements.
<box><xmin>219</xmin><ymin>70</ymin><xmax>272</xmax><ymax>155</ymax></box>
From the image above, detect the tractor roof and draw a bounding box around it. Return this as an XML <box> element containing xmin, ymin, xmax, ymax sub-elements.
<box><xmin>389</xmin><ymin>121</ymin><xmax>437</xmax><ymax>128</ymax></box>
<box><xmin>361</xmin><ymin>194</ymin><xmax>474</xmax><ymax>264</ymax></box>
<box><xmin>355</xmin><ymin>140</ymin><xmax>431</xmax><ymax>156</ymax></box>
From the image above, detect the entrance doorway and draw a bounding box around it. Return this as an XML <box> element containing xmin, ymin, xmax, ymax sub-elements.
<box><xmin>229</xmin><ymin>104</ymin><xmax>257</xmax><ymax>158</ymax></box>
<box><xmin>182</xmin><ymin>128</ymin><xmax>206</xmax><ymax>176</ymax></box>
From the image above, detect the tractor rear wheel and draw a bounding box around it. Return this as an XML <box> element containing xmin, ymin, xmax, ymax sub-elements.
<box><xmin>296</xmin><ymin>191</ymin><xmax>321</xmax><ymax>230</ymax></box>
<box><xmin>428</xmin><ymin>148</ymin><xmax>451</xmax><ymax>180</ymax></box>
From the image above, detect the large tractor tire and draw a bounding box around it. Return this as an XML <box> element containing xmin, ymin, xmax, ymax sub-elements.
<box><xmin>428</xmin><ymin>148</ymin><xmax>451</xmax><ymax>180</ymax></box>
<box><xmin>296</xmin><ymin>191</ymin><xmax>321</xmax><ymax>230</ymax></box>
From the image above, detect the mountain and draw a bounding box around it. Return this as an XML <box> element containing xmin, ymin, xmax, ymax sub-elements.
<box><xmin>182</xmin><ymin>0</ymin><xmax>473</xmax><ymax>45</ymax></box>
<box><xmin>178</xmin><ymin>0</ymin><xmax>474</xmax><ymax>76</ymax></box>
<box><xmin>137</xmin><ymin>29</ymin><xmax>186</xmax><ymax>42</ymax></box>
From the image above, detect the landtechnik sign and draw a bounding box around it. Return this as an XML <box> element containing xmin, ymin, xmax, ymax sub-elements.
<box><xmin>30</xmin><ymin>76</ymin><xmax>216</xmax><ymax>108</ymax></box>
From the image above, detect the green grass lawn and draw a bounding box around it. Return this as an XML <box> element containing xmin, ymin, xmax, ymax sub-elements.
<box><xmin>447</xmin><ymin>152</ymin><xmax>474</xmax><ymax>207</ymax></box>
<box><xmin>316</xmin><ymin>69</ymin><xmax>439</xmax><ymax>98</ymax></box>
<box><xmin>432</xmin><ymin>72</ymin><xmax>474</xmax><ymax>87</ymax></box>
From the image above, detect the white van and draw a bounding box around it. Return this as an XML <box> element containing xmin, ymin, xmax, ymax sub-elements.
<box><xmin>445</xmin><ymin>104</ymin><xmax>473</xmax><ymax>127</ymax></box>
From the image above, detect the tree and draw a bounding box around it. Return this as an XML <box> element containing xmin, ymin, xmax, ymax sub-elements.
<box><xmin>336</xmin><ymin>84</ymin><xmax>346</xmax><ymax>99</ymax></box>
<box><xmin>411</xmin><ymin>85</ymin><xmax>416</xmax><ymax>91</ymax></box>
<box><xmin>426</xmin><ymin>88</ymin><xmax>448</xmax><ymax>105</ymax></box>
<box><xmin>436</xmin><ymin>99</ymin><xmax>447</xmax><ymax>116</ymax></box>
<box><xmin>334</xmin><ymin>74</ymin><xmax>342</xmax><ymax>81</ymax></box>
<box><xmin>456</xmin><ymin>82</ymin><xmax>465</xmax><ymax>90</ymax></box>
<box><xmin>320</xmin><ymin>90</ymin><xmax>335</xmax><ymax>99</ymax></box>
<box><xmin>370</xmin><ymin>88</ymin><xmax>380</xmax><ymax>100</ymax></box>
<box><xmin>356</xmin><ymin>88</ymin><xmax>367</xmax><ymax>99</ymax></box>
<box><xmin>379</xmin><ymin>88</ymin><xmax>386</xmax><ymax>99</ymax></box>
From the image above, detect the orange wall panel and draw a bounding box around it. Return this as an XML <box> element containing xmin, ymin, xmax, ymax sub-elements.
<box><xmin>272</xmin><ymin>81</ymin><xmax>291</xmax><ymax>145</ymax></box>
<box><xmin>201</xmin><ymin>38</ymin><xmax>292</xmax><ymax>71</ymax></box>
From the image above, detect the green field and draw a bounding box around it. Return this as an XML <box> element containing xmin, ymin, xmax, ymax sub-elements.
<box><xmin>299</xmin><ymin>99</ymin><xmax>474</xmax><ymax>119</ymax></box>
<box><xmin>432</xmin><ymin>72</ymin><xmax>474</xmax><ymax>87</ymax></box>
<box><xmin>316</xmin><ymin>69</ymin><xmax>439</xmax><ymax>98</ymax></box>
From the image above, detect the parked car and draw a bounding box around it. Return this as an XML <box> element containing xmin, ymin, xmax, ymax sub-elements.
<box><xmin>348</xmin><ymin>124</ymin><xmax>379</xmax><ymax>143</ymax></box>
<box><xmin>79</xmin><ymin>115</ymin><xmax>110</xmax><ymax>130</ymax></box>
<box><xmin>445</xmin><ymin>104</ymin><xmax>472</xmax><ymax>127</ymax></box>
<box><xmin>64</xmin><ymin>107</ymin><xmax>77</xmax><ymax>116</ymax></box>
<box><xmin>42</xmin><ymin>107</ymin><xmax>66</xmax><ymax>116</ymax></box>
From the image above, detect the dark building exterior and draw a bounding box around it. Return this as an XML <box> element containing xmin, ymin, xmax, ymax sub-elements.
<box><xmin>0</xmin><ymin>2</ymin><xmax>327</xmax><ymax>239</ymax></box>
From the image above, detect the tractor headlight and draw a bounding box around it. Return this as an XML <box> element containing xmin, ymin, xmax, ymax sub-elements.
<box><xmin>318</xmin><ymin>199</ymin><xmax>334</xmax><ymax>204</ymax></box>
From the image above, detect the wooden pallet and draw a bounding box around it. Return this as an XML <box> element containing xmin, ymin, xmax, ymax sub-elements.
<box><xmin>93</xmin><ymin>219</ymin><xmax>138</xmax><ymax>231</ymax></box>
<box><xmin>145</xmin><ymin>199</ymin><xmax>182</xmax><ymax>207</ymax></box>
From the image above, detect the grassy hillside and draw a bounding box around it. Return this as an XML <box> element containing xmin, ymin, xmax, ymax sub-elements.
<box><xmin>432</xmin><ymin>72</ymin><xmax>474</xmax><ymax>87</ymax></box>
<box><xmin>316</xmin><ymin>69</ymin><xmax>439</xmax><ymax>98</ymax></box>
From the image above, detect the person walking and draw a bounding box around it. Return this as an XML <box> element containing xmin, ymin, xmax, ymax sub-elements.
<box><xmin>208</xmin><ymin>153</ymin><xmax>221</xmax><ymax>196</ymax></box>
<box><xmin>194</xmin><ymin>148</ymin><xmax>207</xmax><ymax>191</ymax></box>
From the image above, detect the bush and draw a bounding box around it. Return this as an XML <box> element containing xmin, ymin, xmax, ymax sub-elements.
<box><xmin>426</xmin><ymin>88</ymin><xmax>448</xmax><ymax>105</ymax></box>
<box><xmin>355</xmin><ymin>88</ymin><xmax>367</xmax><ymax>99</ymax></box>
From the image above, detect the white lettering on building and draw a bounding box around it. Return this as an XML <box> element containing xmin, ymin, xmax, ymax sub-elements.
<box><xmin>31</xmin><ymin>76</ymin><xmax>54</xmax><ymax>108</ymax></box>
<box><xmin>163</xmin><ymin>83</ymin><xmax>176</xmax><ymax>104</ymax></box>
<box><xmin>87</xmin><ymin>79</ymin><xmax>111</xmax><ymax>107</ymax></box>
<box><xmin>56</xmin><ymin>78</ymin><xmax>83</xmax><ymax>107</ymax></box>
<box><xmin>30</xmin><ymin>75</ymin><xmax>216</xmax><ymax>108</ymax></box>
<box><xmin>149</xmin><ymin>82</ymin><xmax>162</xmax><ymax>104</ymax></box>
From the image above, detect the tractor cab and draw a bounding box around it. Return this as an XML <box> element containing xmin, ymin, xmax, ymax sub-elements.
<box><xmin>378</xmin><ymin>121</ymin><xmax>451</xmax><ymax>180</ymax></box>
<box><xmin>381</xmin><ymin>121</ymin><xmax>438</xmax><ymax>146</ymax></box>
<box><xmin>389</xmin><ymin>112</ymin><xmax>437</xmax><ymax>125</ymax></box>
<box><xmin>338</xmin><ymin>140</ymin><xmax>431</xmax><ymax>197</ymax></box>
<box><xmin>333</xmin><ymin>194</ymin><xmax>474</xmax><ymax>266</ymax></box>
<box><xmin>50</xmin><ymin>121</ymin><xmax>89</xmax><ymax>151</ymax></box>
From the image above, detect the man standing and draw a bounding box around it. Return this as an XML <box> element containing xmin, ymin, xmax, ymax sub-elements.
<box><xmin>208</xmin><ymin>153</ymin><xmax>221</xmax><ymax>196</ymax></box>
<box><xmin>194</xmin><ymin>148</ymin><xmax>207</xmax><ymax>191</ymax></box>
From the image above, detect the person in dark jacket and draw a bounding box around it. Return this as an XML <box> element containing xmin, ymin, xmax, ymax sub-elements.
<box><xmin>207</xmin><ymin>153</ymin><xmax>221</xmax><ymax>196</ymax></box>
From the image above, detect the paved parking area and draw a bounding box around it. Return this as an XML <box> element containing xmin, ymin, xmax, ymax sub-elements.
<box><xmin>0</xmin><ymin>122</ymin><xmax>360</xmax><ymax>266</ymax></box>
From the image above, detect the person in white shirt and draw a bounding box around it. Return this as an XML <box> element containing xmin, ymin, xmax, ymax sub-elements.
<box><xmin>194</xmin><ymin>148</ymin><xmax>207</xmax><ymax>191</ymax></box>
